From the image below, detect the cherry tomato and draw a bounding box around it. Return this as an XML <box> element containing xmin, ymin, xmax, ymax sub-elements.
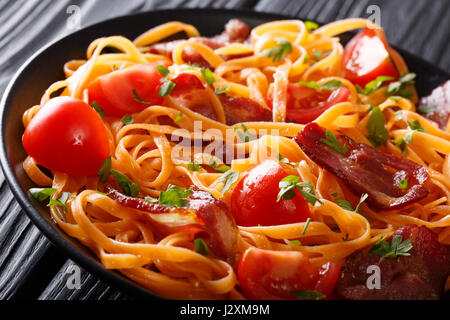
<box><xmin>88</xmin><ymin>62</ymin><xmax>167</xmax><ymax>117</ymax></box>
<box><xmin>230</xmin><ymin>160</ymin><xmax>311</xmax><ymax>227</ymax></box>
<box><xmin>238</xmin><ymin>248</ymin><xmax>340</xmax><ymax>300</ymax></box>
<box><xmin>342</xmin><ymin>28</ymin><xmax>399</xmax><ymax>87</ymax></box>
<box><xmin>22</xmin><ymin>97</ymin><xmax>110</xmax><ymax>176</ymax></box>
<box><xmin>267</xmin><ymin>84</ymin><xmax>350</xmax><ymax>124</ymax></box>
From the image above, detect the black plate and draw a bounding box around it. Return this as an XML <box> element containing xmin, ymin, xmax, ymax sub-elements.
<box><xmin>0</xmin><ymin>9</ymin><xmax>449</xmax><ymax>300</ymax></box>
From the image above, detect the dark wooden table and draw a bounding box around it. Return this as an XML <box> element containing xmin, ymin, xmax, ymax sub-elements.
<box><xmin>0</xmin><ymin>0</ymin><xmax>449</xmax><ymax>300</ymax></box>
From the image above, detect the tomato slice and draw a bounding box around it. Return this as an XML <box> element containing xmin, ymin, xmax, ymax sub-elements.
<box><xmin>22</xmin><ymin>97</ymin><xmax>110</xmax><ymax>176</ymax></box>
<box><xmin>87</xmin><ymin>62</ymin><xmax>167</xmax><ymax>117</ymax></box>
<box><xmin>286</xmin><ymin>86</ymin><xmax>350</xmax><ymax>124</ymax></box>
<box><xmin>230</xmin><ymin>160</ymin><xmax>311</xmax><ymax>227</ymax></box>
<box><xmin>267</xmin><ymin>84</ymin><xmax>350</xmax><ymax>124</ymax></box>
<box><xmin>238</xmin><ymin>248</ymin><xmax>340</xmax><ymax>300</ymax></box>
<box><xmin>342</xmin><ymin>28</ymin><xmax>399</xmax><ymax>87</ymax></box>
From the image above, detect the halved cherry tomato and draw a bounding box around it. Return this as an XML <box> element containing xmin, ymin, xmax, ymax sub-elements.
<box><xmin>238</xmin><ymin>248</ymin><xmax>340</xmax><ymax>300</ymax></box>
<box><xmin>342</xmin><ymin>28</ymin><xmax>398</xmax><ymax>87</ymax></box>
<box><xmin>267</xmin><ymin>84</ymin><xmax>350</xmax><ymax>124</ymax></box>
<box><xmin>22</xmin><ymin>97</ymin><xmax>110</xmax><ymax>176</ymax></box>
<box><xmin>230</xmin><ymin>160</ymin><xmax>311</xmax><ymax>227</ymax></box>
<box><xmin>87</xmin><ymin>62</ymin><xmax>167</xmax><ymax>117</ymax></box>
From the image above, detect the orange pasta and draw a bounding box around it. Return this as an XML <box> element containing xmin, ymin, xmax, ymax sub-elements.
<box><xmin>21</xmin><ymin>18</ymin><xmax>450</xmax><ymax>300</ymax></box>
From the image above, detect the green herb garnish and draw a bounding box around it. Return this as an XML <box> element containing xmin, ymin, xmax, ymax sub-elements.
<box><xmin>97</xmin><ymin>156</ymin><xmax>112</xmax><ymax>183</ymax></box>
<box><xmin>110</xmin><ymin>170</ymin><xmax>140</xmax><ymax>197</ymax></box>
<box><xmin>369</xmin><ymin>235</ymin><xmax>413</xmax><ymax>259</ymax></box>
<box><xmin>187</xmin><ymin>160</ymin><xmax>202</xmax><ymax>172</ymax></box>
<box><xmin>321</xmin><ymin>130</ymin><xmax>347</xmax><ymax>155</ymax></box>
<box><xmin>277</xmin><ymin>176</ymin><xmax>322</xmax><ymax>206</ymax></box>
<box><xmin>260</xmin><ymin>39</ymin><xmax>292</xmax><ymax>62</ymax></box>
<box><xmin>291</xmin><ymin>290</ymin><xmax>326</xmax><ymax>300</ymax></box>
<box><xmin>366</xmin><ymin>106</ymin><xmax>389</xmax><ymax>148</ymax></box>
<box><xmin>121</xmin><ymin>114</ymin><xmax>134</xmax><ymax>125</ymax></box>
<box><xmin>194</xmin><ymin>238</ymin><xmax>209</xmax><ymax>255</ymax></box>
<box><xmin>158</xmin><ymin>185</ymin><xmax>192</xmax><ymax>208</ymax></box>
<box><xmin>217</xmin><ymin>171</ymin><xmax>239</xmax><ymax>195</ymax></box>
<box><xmin>200</xmin><ymin>68</ymin><xmax>215</xmax><ymax>86</ymax></box>
<box><xmin>90</xmin><ymin>101</ymin><xmax>106</xmax><ymax>120</ymax></box>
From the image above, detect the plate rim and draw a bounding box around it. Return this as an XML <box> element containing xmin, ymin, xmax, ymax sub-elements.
<box><xmin>0</xmin><ymin>7</ymin><xmax>449</xmax><ymax>300</ymax></box>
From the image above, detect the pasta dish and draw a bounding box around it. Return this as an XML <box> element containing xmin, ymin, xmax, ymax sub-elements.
<box><xmin>21</xmin><ymin>18</ymin><xmax>450</xmax><ymax>300</ymax></box>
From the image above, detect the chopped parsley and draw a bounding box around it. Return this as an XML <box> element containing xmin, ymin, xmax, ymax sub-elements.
<box><xmin>29</xmin><ymin>188</ymin><xmax>57</xmax><ymax>202</ymax></box>
<box><xmin>208</xmin><ymin>158</ymin><xmax>231</xmax><ymax>173</ymax></box>
<box><xmin>298</xmin><ymin>81</ymin><xmax>319</xmax><ymax>89</ymax></box>
<box><xmin>121</xmin><ymin>114</ymin><xmax>133</xmax><ymax>125</ymax></box>
<box><xmin>277</xmin><ymin>176</ymin><xmax>322</xmax><ymax>206</ymax></box>
<box><xmin>158</xmin><ymin>80</ymin><xmax>176</xmax><ymax>97</ymax></box>
<box><xmin>260</xmin><ymin>39</ymin><xmax>292</xmax><ymax>62</ymax></box>
<box><xmin>320</xmin><ymin>130</ymin><xmax>347</xmax><ymax>155</ymax></box>
<box><xmin>312</xmin><ymin>49</ymin><xmax>323</xmax><ymax>61</ymax></box>
<box><xmin>174</xmin><ymin>112</ymin><xmax>183</xmax><ymax>123</ymax></box>
<box><xmin>110</xmin><ymin>169</ymin><xmax>140</xmax><ymax>197</ymax></box>
<box><xmin>417</xmin><ymin>104</ymin><xmax>436</xmax><ymax>114</ymax></box>
<box><xmin>217</xmin><ymin>171</ymin><xmax>239</xmax><ymax>194</ymax></box>
<box><xmin>302</xmin><ymin>218</ymin><xmax>311</xmax><ymax>235</ymax></box>
<box><xmin>187</xmin><ymin>160</ymin><xmax>202</xmax><ymax>172</ymax></box>
<box><xmin>304</xmin><ymin>20</ymin><xmax>319</xmax><ymax>31</ymax></box>
<box><xmin>369</xmin><ymin>235</ymin><xmax>413</xmax><ymax>259</ymax></box>
<box><xmin>334</xmin><ymin>193</ymin><xmax>370</xmax><ymax>221</ymax></box>
<box><xmin>392</xmin><ymin>138</ymin><xmax>407</xmax><ymax>157</ymax></box>
<box><xmin>277</xmin><ymin>153</ymin><xmax>298</xmax><ymax>167</ymax></box>
<box><xmin>194</xmin><ymin>238</ymin><xmax>209</xmax><ymax>255</ymax></box>
<box><xmin>156</xmin><ymin>65</ymin><xmax>170</xmax><ymax>80</ymax></box>
<box><xmin>398</xmin><ymin>179</ymin><xmax>409</xmax><ymax>190</ymax></box>
<box><xmin>407</xmin><ymin>120</ymin><xmax>425</xmax><ymax>132</ymax></box>
<box><xmin>320</xmin><ymin>79</ymin><xmax>342</xmax><ymax>91</ymax></box>
<box><xmin>158</xmin><ymin>185</ymin><xmax>192</xmax><ymax>208</ymax></box>
<box><xmin>48</xmin><ymin>192</ymin><xmax>72</xmax><ymax>211</ymax></box>
<box><xmin>214</xmin><ymin>86</ymin><xmax>230</xmax><ymax>95</ymax></box>
<box><xmin>292</xmin><ymin>290</ymin><xmax>326</xmax><ymax>300</ymax></box>
<box><xmin>356</xmin><ymin>76</ymin><xmax>394</xmax><ymax>95</ymax></box>
<box><xmin>90</xmin><ymin>101</ymin><xmax>106</xmax><ymax>120</ymax></box>
<box><xmin>200</xmin><ymin>68</ymin><xmax>215</xmax><ymax>86</ymax></box>
<box><xmin>387</xmin><ymin>73</ymin><xmax>416</xmax><ymax>98</ymax></box>
<box><xmin>29</xmin><ymin>188</ymin><xmax>71</xmax><ymax>211</ymax></box>
<box><xmin>303</xmin><ymin>53</ymin><xmax>309</xmax><ymax>64</ymax></box>
<box><xmin>366</xmin><ymin>106</ymin><xmax>389</xmax><ymax>148</ymax></box>
<box><xmin>97</xmin><ymin>156</ymin><xmax>112</xmax><ymax>183</ymax></box>
<box><xmin>234</xmin><ymin>124</ymin><xmax>254</xmax><ymax>143</ymax></box>
<box><xmin>288</xmin><ymin>239</ymin><xmax>302</xmax><ymax>246</ymax></box>
<box><xmin>133</xmin><ymin>88</ymin><xmax>152</xmax><ymax>104</ymax></box>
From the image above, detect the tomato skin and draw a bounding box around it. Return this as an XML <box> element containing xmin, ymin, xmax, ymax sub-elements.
<box><xmin>87</xmin><ymin>62</ymin><xmax>167</xmax><ymax>117</ymax></box>
<box><xmin>238</xmin><ymin>248</ymin><xmax>340</xmax><ymax>300</ymax></box>
<box><xmin>22</xmin><ymin>97</ymin><xmax>110</xmax><ymax>176</ymax></box>
<box><xmin>286</xmin><ymin>86</ymin><xmax>350</xmax><ymax>124</ymax></box>
<box><xmin>267</xmin><ymin>84</ymin><xmax>350</xmax><ymax>124</ymax></box>
<box><xmin>230</xmin><ymin>160</ymin><xmax>311</xmax><ymax>227</ymax></box>
<box><xmin>342</xmin><ymin>28</ymin><xmax>398</xmax><ymax>87</ymax></box>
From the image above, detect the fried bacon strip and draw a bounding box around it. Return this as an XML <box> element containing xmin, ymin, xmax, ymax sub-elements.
<box><xmin>149</xmin><ymin>19</ymin><xmax>251</xmax><ymax>68</ymax></box>
<box><xmin>418</xmin><ymin>80</ymin><xmax>450</xmax><ymax>130</ymax></box>
<box><xmin>106</xmin><ymin>187</ymin><xmax>238</xmax><ymax>263</ymax></box>
<box><xmin>170</xmin><ymin>73</ymin><xmax>271</xmax><ymax>125</ymax></box>
<box><xmin>295</xmin><ymin>123</ymin><xmax>429</xmax><ymax>211</ymax></box>
<box><xmin>336</xmin><ymin>225</ymin><xmax>450</xmax><ymax>300</ymax></box>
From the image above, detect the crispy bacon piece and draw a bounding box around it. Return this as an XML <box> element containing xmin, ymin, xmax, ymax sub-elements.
<box><xmin>295</xmin><ymin>123</ymin><xmax>429</xmax><ymax>211</ymax></box>
<box><xmin>336</xmin><ymin>225</ymin><xmax>450</xmax><ymax>300</ymax></box>
<box><xmin>106</xmin><ymin>187</ymin><xmax>238</xmax><ymax>263</ymax></box>
<box><xmin>149</xmin><ymin>19</ymin><xmax>251</xmax><ymax>69</ymax></box>
<box><xmin>171</xmin><ymin>73</ymin><xmax>272</xmax><ymax>125</ymax></box>
<box><xmin>418</xmin><ymin>80</ymin><xmax>450</xmax><ymax>130</ymax></box>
